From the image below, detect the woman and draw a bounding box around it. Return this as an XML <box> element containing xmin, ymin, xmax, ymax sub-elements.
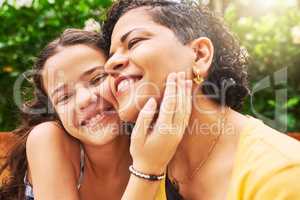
<box><xmin>0</xmin><ymin>29</ymin><xmax>193</xmax><ymax>200</ymax></box>
<box><xmin>102</xmin><ymin>0</ymin><xmax>300</xmax><ymax>199</ymax></box>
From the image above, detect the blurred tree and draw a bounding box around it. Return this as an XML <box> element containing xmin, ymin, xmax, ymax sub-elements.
<box><xmin>225</xmin><ymin>1</ymin><xmax>300</xmax><ymax>132</ymax></box>
<box><xmin>0</xmin><ymin>0</ymin><xmax>299</xmax><ymax>133</ymax></box>
<box><xmin>0</xmin><ymin>0</ymin><xmax>112</xmax><ymax>131</ymax></box>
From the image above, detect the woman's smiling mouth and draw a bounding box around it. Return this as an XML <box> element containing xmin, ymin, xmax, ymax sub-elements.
<box><xmin>114</xmin><ymin>74</ymin><xmax>143</xmax><ymax>95</ymax></box>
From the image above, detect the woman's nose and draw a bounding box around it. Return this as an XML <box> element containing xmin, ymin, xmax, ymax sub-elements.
<box><xmin>104</xmin><ymin>53</ymin><xmax>129</xmax><ymax>76</ymax></box>
<box><xmin>75</xmin><ymin>86</ymin><xmax>97</xmax><ymax>111</ymax></box>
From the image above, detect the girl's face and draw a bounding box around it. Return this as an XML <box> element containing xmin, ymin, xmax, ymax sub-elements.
<box><xmin>105</xmin><ymin>8</ymin><xmax>195</xmax><ymax>122</ymax></box>
<box><xmin>42</xmin><ymin>44</ymin><xmax>121</xmax><ymax>146</ymax></box>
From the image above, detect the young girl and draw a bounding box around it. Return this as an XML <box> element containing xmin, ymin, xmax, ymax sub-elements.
<box><xmin>0</xmin><ymin>29</ymin><xmax>192</xmax><ymax>200</ymax></box>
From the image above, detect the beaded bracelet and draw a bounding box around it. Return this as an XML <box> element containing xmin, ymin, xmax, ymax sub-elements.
<box><xmin>129</xmin><ymin>165</ymin><xmax>165</xmax><ymax>181</ymax></box>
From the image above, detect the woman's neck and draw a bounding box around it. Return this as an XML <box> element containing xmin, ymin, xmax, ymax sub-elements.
<box><xmin>83</xmin><ymin>135</ymin><xmax>131</xmax><ymax>179</ymax></box>
<box><xmin>170</xmin><ymin>93</ymin><xmax>245</xmax><ymax>177</ymax></box>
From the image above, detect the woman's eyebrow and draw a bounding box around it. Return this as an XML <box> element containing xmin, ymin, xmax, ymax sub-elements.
<box><xmin>109</xmin><ymin>28</ymin><xmax>148</xmax><ymax>58</ymax></box>
<box><xmin>120</xmin><ymin>28</ymin><xmax>146</xmax><ymax>43</ymax></box>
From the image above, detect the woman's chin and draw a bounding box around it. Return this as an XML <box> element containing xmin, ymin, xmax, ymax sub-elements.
<box><xmin>117</xmin><ymin>97</ymin><xmax>151</xmax><ymax>123</ymax></box>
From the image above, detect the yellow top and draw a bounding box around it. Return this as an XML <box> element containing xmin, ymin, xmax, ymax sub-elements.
<box><xmin>154</xmin><ymin>116</ymin><xmax>300</xmax><ymax>200</ymax></box>
<box><xmin>155</xmin><ymin>178</ymin><xmax>167</xmax><ymax>200</ymax></box>
<box><xmin>227</xmin><ymin>117</ymin><xmax>300</xmax><ymax>200</ymax></box>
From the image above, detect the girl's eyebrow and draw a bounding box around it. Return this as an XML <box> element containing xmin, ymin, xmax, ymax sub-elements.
<box><xmin>80</xmin><ymin>65</ymin><xmax>104</xmax><ymax>80</ymax></box>
<box><xmin>51</xmin><ymin>66</ymin><xmax>104</xmax><ymax>98</ymax></box>
<box><xmin>51</xmin><ymin>84</ymin><xmax>67</xmax><ymax>98</ymax></box>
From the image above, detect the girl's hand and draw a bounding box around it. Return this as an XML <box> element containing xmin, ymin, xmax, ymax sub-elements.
<box><xmin>130</xmin><ymin>72</ymin><xmax>193</xmax><ymax>175</ymax></box>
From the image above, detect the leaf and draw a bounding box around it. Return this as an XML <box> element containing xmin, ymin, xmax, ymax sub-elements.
<box><xmin>284</xmin><ymin>97</ymin><xmax>300</xmax><ymax>109</ymax></box>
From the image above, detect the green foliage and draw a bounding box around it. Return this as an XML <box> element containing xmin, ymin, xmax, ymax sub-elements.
<box><xmin>0</xmin><ymin>0</ymin><xmax>299</xmax><ymax>132</ymax></box>
<box><xmin>225</xmin><ymin>3</ymin><xmax>300</xmax><ymax>132</ymax></box>
<box><xmin>0</xmin><ymin>0</ymin><xmax>112</xmax><ymax>131</ymax></box>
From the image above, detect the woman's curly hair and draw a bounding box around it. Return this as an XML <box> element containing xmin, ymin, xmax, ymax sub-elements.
<box><xmin>102</xmin><ymin>0</ymin><xmax>250</xmax><ymax>110</ymax></box>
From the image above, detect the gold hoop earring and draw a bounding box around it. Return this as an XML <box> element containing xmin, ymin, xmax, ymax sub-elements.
<box><xmin>193</xmin><ymin>74</ymin><xmax>204</xmax><ymax>85</ymax></box>
<box><xmin>192</xmin><ymin>63</ymin><xmax>204</xmax><ymax>85</ymax></box>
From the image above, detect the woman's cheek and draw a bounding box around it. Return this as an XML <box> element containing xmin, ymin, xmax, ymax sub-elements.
<box><xmin>130</xmin><ymin>43</ymin><xmax>172</xmax><ymax>75</ymax></box>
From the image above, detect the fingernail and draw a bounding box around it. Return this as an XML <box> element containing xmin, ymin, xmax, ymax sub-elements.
<box><xmin>168</xmin><ymin>72</ymin><xmax>176</xmax><ymax>81</ymax></box>
<box><xmin>144</xmin><ymin>98</ymin><xmax>156</xmax><ymax>111</ymax></box>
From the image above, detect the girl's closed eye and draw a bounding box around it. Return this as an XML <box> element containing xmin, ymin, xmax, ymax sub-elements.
<box><xmin>89</xmin><ymin>73</ymin><xmax>107</xmax><ymax>86</ymax></box>
<box><xmin>56</xmin><ymin>93</ymin><xmax>73</xmax><ymax>105</ymax></box>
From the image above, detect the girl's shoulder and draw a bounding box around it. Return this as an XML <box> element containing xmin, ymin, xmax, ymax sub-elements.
<box><xmin>26</xmin><ymin>121</ymin><xmax>80</xmax><ymax>157</ymax></box>
<box><xmin>26</xmin><ymin>121</ymin><xmax>81</xmax><ymax>185</ymax></box>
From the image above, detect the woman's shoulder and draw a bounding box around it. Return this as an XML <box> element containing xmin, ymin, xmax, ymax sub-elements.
<box><xmin>239</xmin><ymin>116</ymin><xmax>300</xmax><ymax>163</ymax></box>
<box><xmin>228</xmin><ymin>116</ymin><xmax>300</xmax><ymax>199</ymax></box>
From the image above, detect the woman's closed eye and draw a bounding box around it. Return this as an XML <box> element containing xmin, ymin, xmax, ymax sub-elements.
<box><xmin>128</xmin><ymin>38</ymin><xmax>145</xmax><ymax>49</ymax></box>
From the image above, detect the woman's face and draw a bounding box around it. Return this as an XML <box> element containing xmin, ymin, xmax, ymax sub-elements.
<box><xmin>105</xmin><ymin>8</ymin><xmax>195</xmax><ymax>122</ymax></box>
<box><xmin>42</xmin><ymin>44</ymin><xmax>121</xmax><ymax>146</ymax></box>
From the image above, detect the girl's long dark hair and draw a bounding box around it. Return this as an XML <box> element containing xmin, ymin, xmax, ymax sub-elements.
<box><xmin>0</xmin><ymin>29</ymin><xmax>106</xmax><ymax>200</ymax></box>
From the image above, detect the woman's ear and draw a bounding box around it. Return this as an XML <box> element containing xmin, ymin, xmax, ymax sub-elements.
<box><xmin>190</xmin><ymin>37</ymin><xmax>214</xmax><ymax>77</ymax></box>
